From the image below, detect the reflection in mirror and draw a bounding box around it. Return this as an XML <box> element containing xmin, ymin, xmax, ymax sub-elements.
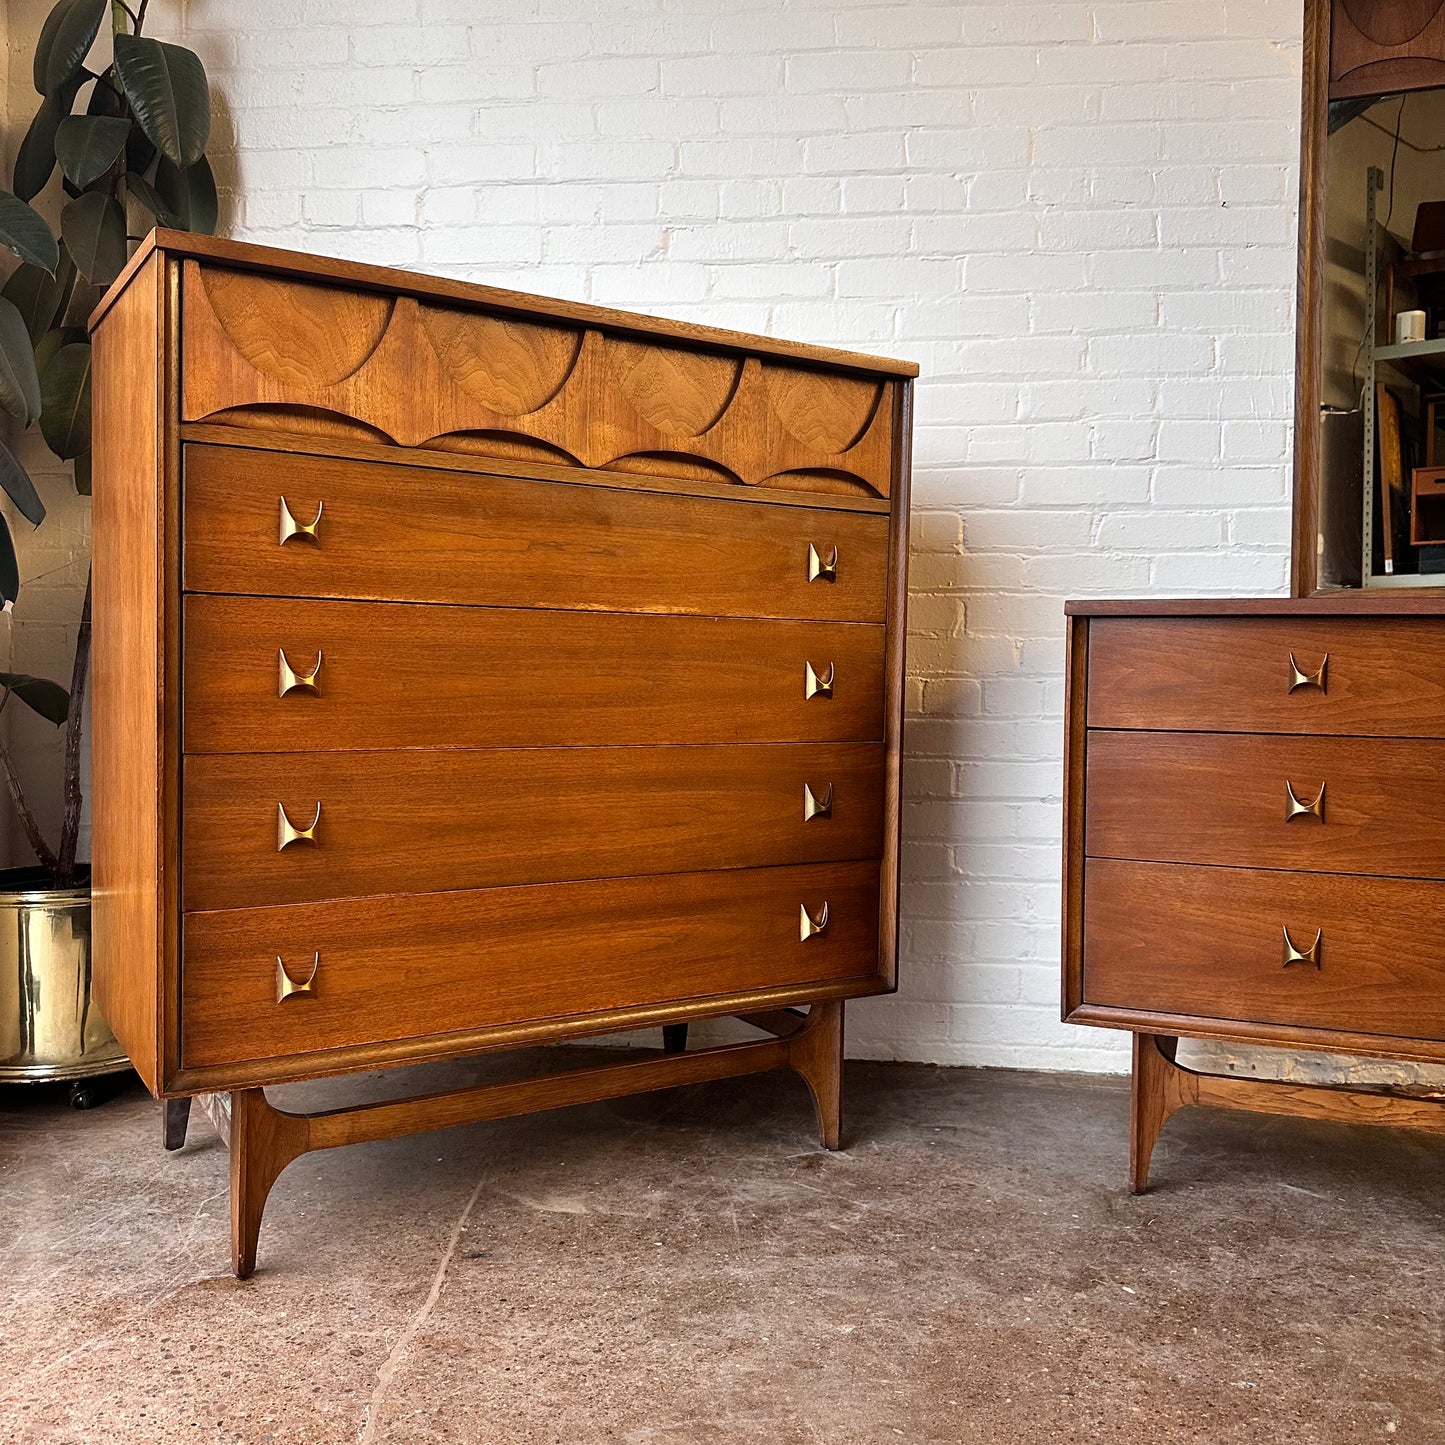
<box><xmin>1319</xmin><ymin>87</ymin><xmax>1445</xmax><ymax>587</ymax></box>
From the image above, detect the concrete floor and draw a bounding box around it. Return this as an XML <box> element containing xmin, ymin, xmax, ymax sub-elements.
<box><xmin>2</xmin><ymin>1053</ymin><xmax>1443</xmax><ymax>1445</ymax></box>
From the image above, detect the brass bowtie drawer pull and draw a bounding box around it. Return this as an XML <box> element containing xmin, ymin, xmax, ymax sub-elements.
<box><xmin>808</xmin><ymin>543</ymin><xmax>838</xmax><ymax>583</ymax></box>
<box><xmin>1287</xmin><ymin>651</ymin><xmax>1328</xmax><ymax>694</ymax></box>
<box><xmin>1281</xmin><ymin>926</ymin><xmax>1322</xmax><ymax>969</ymax></box>
<box><xmin>1285</xmin><ymin>780</ymin><xmax>1326</xmax><ymax>823</ymax></box>
<box><xmin>803</xmin><ymin>782</ymin><xmax>833</xmax><ymax>821</ymax></box>
<box><xmin>276</xmin><ymin>952</ymin><xmax>320</xmax><ymax>1002</ymax></box>
<box><xmin>278</xmin><ymin>649</ymin><xmax>323</xmax><ymax>697</ymax></box>
<box><xmin>804</xmin><ymin>661</ymin><xmax>834</xmax><ymax>699</ymax></box>
<box><xmin>278</xmin><ymin>496</ymin><xmax>323</xmax><ymax>546</ymax></box>
<box><xmin>800</xmin><ymin>902</ymin><xmax>830</xmax><ymax>941</ymax></box>
<box><xmin>277</xmin><ymin>801</ymin><xmax>322</xmax><ymax>851</ymax></box>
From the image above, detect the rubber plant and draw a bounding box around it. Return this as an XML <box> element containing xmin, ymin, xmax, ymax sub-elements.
<box><xmin>0</xmin><ymin>0</ymin><xmax>214</xmax><ymax>883</ymax></box>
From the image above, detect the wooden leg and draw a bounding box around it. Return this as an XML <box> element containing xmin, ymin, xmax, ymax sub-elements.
<box><xmin>662</xmin><ymin>1023</ymin><xmax>689</xmax><ymax>1054</ymax></box>
<box><xmin>1130</xmin><ymin>1033</ymin><xmax>1186</xmax><ymax>1195</ymax></box>
<box><xmin>229</xmin><ymin>1089</ymin><xmax>310</xmax><ymax>1280</ymax></box>
<box><xmin>162</xmin><ymin>1097</ymin><xmax>192</xmax><ymax>1151</ymax></box>
<box><xmin>789</xmin><ymin>1000</ymin><xmax>844</xmax><ymax>1150</ymax></box>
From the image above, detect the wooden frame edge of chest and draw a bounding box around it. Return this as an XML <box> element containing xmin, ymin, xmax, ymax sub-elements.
<box><xmin>90</xmin><ymin>241</ymin><xmax>914</xmax><ymax>1279</ymax></box>
<box><xmin>1062</xmin><ymin>607</ymin><xmax>1445</xmax><ymax>1196</ymax></box>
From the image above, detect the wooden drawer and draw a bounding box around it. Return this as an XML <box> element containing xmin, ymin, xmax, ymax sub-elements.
<box><xmin>1083</xmin><ymin>858</ymin><xmax>1445</xmax><ymax>1040</ymax></box>
<box><xmin>182</xmin><ymin>444</ymin><xmax>890</xmax><ymax>623</ymax></box>
<box><xmin>180</xmin><ymin>860</ymin><xmax>882</xmax><ymax>1070</ymax></box>
<box><xmin>1087</xmin><ymin>616</ymin><xmax>1445</xmax><ymax>736</ymax></box>
<box><xmin>183</xmin><ymin>743</ymin><xmax>885</xmax><ymax>910</ymax></box>
<box><xmin>1086</xmin><ymin>730</ymin><xmax>1445</xmax><ymax>878</ymax></box>
<box><xmin>183</xmin><ymin>597</ymin><xmax>884</xmax><ymax>752</ymax></box>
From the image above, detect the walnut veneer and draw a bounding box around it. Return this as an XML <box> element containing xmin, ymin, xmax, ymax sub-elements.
<box><xmin>90</xmin><ymin>232</ymin><xmax>914</xmax><ymax>1276</ymax></box>
<box><xmin>1064</xmin><ymin>600</ymin><xmax>1445</xmax><ymax>1192</ymax></box>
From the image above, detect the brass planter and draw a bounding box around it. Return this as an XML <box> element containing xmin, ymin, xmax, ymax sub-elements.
<box><xmin>0</xmin><ymin>868</ymin><xmax>125</xmax><ymax>1082</ymax></box>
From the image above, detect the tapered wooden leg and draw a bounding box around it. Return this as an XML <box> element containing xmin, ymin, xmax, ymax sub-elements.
<box><xmin>229</xmin><ymin>1089</ymin><xmax>310</xmax><ymax>1280</ymax></box>
<box><xmin>1130</xmin><ymin>1032</ymin><xmax>1184</xmax><ymax>1195</ymax></box>
<box><xmin>662</xmin><ymin>1023</ymin><xmax>689</xmax><ymax>1054</ymax></box>
<box><xmin>789</xmin><ymin>1001</ymin><xmax>844</xmax><ymax>1149</ymax></box>
<box><xmin>163</xmin><ymin>1097</ymin><xmax>192</xmax><ymax>1151</ymax></box>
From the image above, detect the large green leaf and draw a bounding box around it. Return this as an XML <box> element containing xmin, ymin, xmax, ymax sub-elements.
<box><xmin>126</xmin><ymin>173</ymin><xmax>180</xmax><ymax>229</ymax></box>
<box><xmin>0</xmin><ymin>439</ymin><xmax>45</xmax><ymax>528</ymax></box>
<box><xmin>55</xmin><ymin>114</ymin><xmax>130</xmax><ymax>189</ymax></box>
<box><xmin>112</xmin><ymin>34</ymin><xmax>210</xmax><ymax>168</ymax></box>
<box><xmin>1</xmin><ymin>264</ymin><xmax>65</xmax><ymax>344</ymax></box>
<box><xmin>0</xmin><ymin>297</ymin><xmax>43</xmax><ymax>424</ymax></box>
<box><xmin>154</xmin><ymin>154</ymin><xmax>218</xmax><ymax>235</ymax></box>
<box><xmin>0</xmin><ymin>518</ymin><xmax>19</xmax><ymax>606</ymax></box>
<box><xmin>13</xmin><ymin>83</ymin><xmax>80</xmax><ymax>202</ymax></box>
<box><xmin>72</xmin><ymin>449</ymin><xmax>91</xmax><ymax>497</ymax></box>
<box><xmin>33</xmin><ymin>0</ymin><xmax>107</xmax><ymax>97</ymax></box>
<box><xmin>0</xmin><ymin>671</ymin><xmax>70</xmax><ymax>725</ymax></box>
<box><xmin>38</xmin><ymin>341</ymin><xmax>91</xmax><ymax>460</ymax></box>
<box><xmin>60</xmin><ymin>192</ymin><xmax>125</xmax><ymax>285</ymax></box>
<box><xmin>0</xmin><ymin>193</ymin><xmax>59</xmax><ymax>276</ymax></box>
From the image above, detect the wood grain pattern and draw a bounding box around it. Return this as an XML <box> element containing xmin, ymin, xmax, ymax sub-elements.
<box><xmin>1086</xmin><ymin>730</ymin><xmax>1445</xmax><ymax>878</ymax></box>
<box><xmin>182</xmin><ymin>443</ymin><xmax>890</xmax><ymax>622</ymax></box>
<box><xmin>182</xmin><ymin>861</ymin><xmax>882</xmax><ymax>1073</ymax></box>
<box><xmin>90</xmin><ymin>251</ymin><xmax>167</xmax><ymax>1094</ymax></box>
<box><xmin>180</xmin><ymin>262</ymin><xmax>895</xmax><ymax>498</ymax></box>
<box><xmin>1086</xmin><ymin>615</ymin><xmax>1445</xmax><ymax>735</ymax></box>
<box><xmin>1061</xmin><ymin>613</ymin><xmax>1089</xmax><ymax>1019</ymax></box>
<box><xmin>1330</xmin><ymin>0</ymin><xmax>1445</xmax><ymax>97</ymax></box>
<box><xmin>1293</xmin><ymin>0</ymin><xmax>1331</xmax><ymax>597</ymax></box>
<box><xmin>182</xmin><ymin>742</ymin><xmax>885</xmax><ymax>910</ymax></box>
<box><xmin>95</xmin><ymin>229</ymin><xmax>918</xmax><ymax>378</ymax></box>
<box><xmin>1083</xmin><ymin>858</ymin><xmax>1445</xmax><ymax>1041</ymax></box>
<box><xmin>183</xmin><ymin>596</ymin><xmax>885</xmax><ymax>752</ymax></box>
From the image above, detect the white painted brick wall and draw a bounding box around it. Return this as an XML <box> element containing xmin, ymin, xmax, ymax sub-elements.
<box><xmin>4</xmin><ymin>0</ymin><xmax>1318</xmax><ymax>1073</ymax></box>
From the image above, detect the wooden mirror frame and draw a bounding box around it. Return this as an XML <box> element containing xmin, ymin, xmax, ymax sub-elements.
<box><xmin>1291</xmin><ymin>0</ymin><xmax>1445</xmax><ymax>595</ymax></box>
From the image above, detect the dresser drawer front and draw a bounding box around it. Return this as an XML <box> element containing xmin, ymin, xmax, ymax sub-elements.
<box><xmin>1083</xmin><ymin>858</ymin><xmax>1445</xmax><ymax>1040</ymax></box>
<box><xmin>182</xmin><ymin>445</ymin><xmax>890</xmax><ymax>623</ymax></box>
<box><xmin>183</xmin><ymin>743</ymin><xmax>885</xmax><ymax>910</ymax></box>
<box><xmin>183</xmin><ymin>596</ymin><xmax>884</xmax><ymax>752</ymax></box>
<box><xmin>1087</xmin><ymin>616</ymin><xmax>1445</xmax><ymax>736</ymax></box>
<box><xmin>1087</xmin><ymin>731</ymin><xmax>1445</xmax><ymax>878</ymax></box>
<box><xmin>181</xmin><ymin>861</ymin><xmax>882</xmax><ymax>1070</ymax></box>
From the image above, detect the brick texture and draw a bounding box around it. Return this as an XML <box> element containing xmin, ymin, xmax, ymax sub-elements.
<box><xmin>3</xmin><ymin>0</ymin><xmax>1322</xmax><ymax>1074</ymax></box>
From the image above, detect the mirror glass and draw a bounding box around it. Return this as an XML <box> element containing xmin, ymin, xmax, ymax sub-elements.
<box><xmin>1318</xmin><ymin>87</ymin><xmax>1445</xmax><ymax>588</ymax></box>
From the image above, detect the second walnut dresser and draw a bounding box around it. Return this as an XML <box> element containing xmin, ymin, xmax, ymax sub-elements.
<box><xmin>90</xmin><ymin>232</ymin><xmax>914</xmax><ymax>1276</ymax></box>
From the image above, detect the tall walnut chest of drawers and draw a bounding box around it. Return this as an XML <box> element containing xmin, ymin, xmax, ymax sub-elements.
<box><xmin>90</xmin><ymin>232</ymin><xmax>914</xmax><ymax>1277</ymax></box>
<box><xmin>1064</xmin><ymin>598</ymin><xmax>1445</xmax><ymax>1190</ymax></box>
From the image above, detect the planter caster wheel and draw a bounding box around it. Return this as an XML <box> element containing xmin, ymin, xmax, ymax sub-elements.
<box><xmin>67</xmin><ymin>1072</ymin><xmax>127</xmax><ymax>1110</ymax></box>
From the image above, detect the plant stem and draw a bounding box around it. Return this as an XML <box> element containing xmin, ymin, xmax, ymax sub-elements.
<box><xmin>57</xmin><ymin>569</ymin><xmax>91</xmax><ymax>886</ymax></box>
<box><xmin>0</xmin><ymin>687</ymin><xmax>59</xmax><ymax>874</ymax></box>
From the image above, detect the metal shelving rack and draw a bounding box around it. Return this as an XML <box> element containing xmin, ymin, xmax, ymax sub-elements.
<box><xmin>1361</xmin><ymin>166</ymin><xmax>1445</xmax><ymax>589</ymax></box>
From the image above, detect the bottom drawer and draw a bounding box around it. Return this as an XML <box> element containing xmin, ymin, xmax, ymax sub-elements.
<box><xmin>1083</xmin><ymin>859</ymin><xmax>1445</xmax><ymax>1041</ymax></box>
<box><xmin>181</xmin><ymin>861</ymin><xmax>881</xmax><ymax>1070</ymax></box>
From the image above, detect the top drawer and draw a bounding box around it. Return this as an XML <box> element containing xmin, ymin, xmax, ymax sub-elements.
<box><xmin>179</xmin><ymin>262</ymin><xmax>897</xmax><ymax>499</ymax></box>
<box><xmin>182</xmin><ymin>445</ymin><xmax>889</xmax><ymax>623</ymax></box>
<box><xmin>1088</xmin><ymin>616</ymin><xmax>1445</xmax><ymax>737</ymax></box>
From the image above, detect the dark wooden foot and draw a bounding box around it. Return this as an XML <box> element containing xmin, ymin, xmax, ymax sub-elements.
<box><xmin>163</xmin><ymin>1097</ymin><xmax>193</xmax><ymax>1151</ymax></box>
<box><xmin>662</xmin><ymin>1023</ymin><xmax>689</xmax><ymax>1054</ymax></box>
<box><xmin>229</xmin><ymin>1089</ymin><xmax>309</xmax><ymax>1280</ymax></box>
<box><xmin>789</xmin><ymin>1001</ymin><xmax>844</xmax><ymax>1149</ymax></box>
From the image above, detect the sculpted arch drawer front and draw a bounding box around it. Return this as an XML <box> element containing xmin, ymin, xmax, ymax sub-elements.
<box><xmin>1085</xmin><ymin>731</ymin><xmax>1445</xmax><ymax>877</ymax></box>
<box><xmin>1087</xmin><ymin>616</ymin><xmax>1445</xmax><ymax>736</ymax></box>
<box><xmin>180</xmin><ymin>861</ymin><xmax>883</xmax><ymax>1072</ymax></box>
<box><xmin>182</xmin><ymin>445</ymin><xmax>890</xmax><ymax>623</ymax></box>
<box><xmin>1082</xmin><ymin>858</ymin><xmax>1445</xmax><ymax>1042</ymax></box>
<box><xmin>182</xmin><ymin>743</ymin><xmax>886</xmax><ymax>910</ymax></box>
<box><xmin>182</xmin><ymin>596</ymin><xmax>885</xmax><ymax>751</ymax></box>
<box><xmin>180</xmin><ymin>262</ymin><xmax>897</xmax><ymax>499</ymax></box>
